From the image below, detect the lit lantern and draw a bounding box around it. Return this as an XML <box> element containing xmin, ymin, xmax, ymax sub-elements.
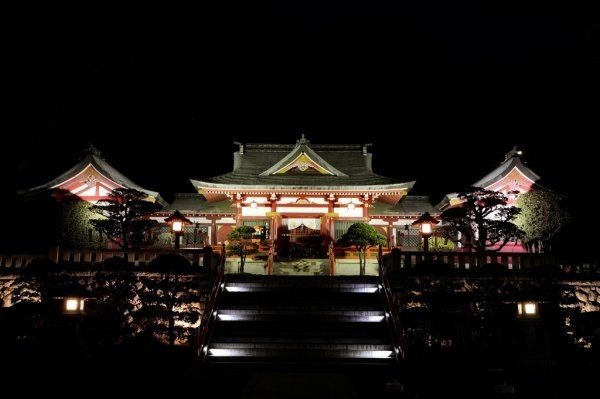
<box><xmin>64</xmin><ymin>297</ymin><xmax>85</xmax><ymax>314</ymax></box>
<box><xmin>412</xmin><ymin>212</ymin><xmax>439</xmax><ymax>252</ymax></box>
<box><xmin>165</xmin><ymin>210</ymin><xmax>192</xmax><ymax>249</ymax></box>
<box><xmin>517</xmin><ymin>301</ymin><xmax>538</xmax><ymax>316</ymax></box>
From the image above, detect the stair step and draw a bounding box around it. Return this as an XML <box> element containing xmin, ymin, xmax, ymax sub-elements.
<box><xmin>224</xmin><ymin>275</ymin><xmax>379</xmax><ymax>283</ymax></box>
<box><xmin>209</xmin><ymin>342</ymin><xmax>393</xmax><ymax>350</ymax></box>
<box><xmin>221</xmin><ymin>286</ymin><xmax>380</xmax><ymax>294</ymax></box>
<box><xmin>212</xmin><ymin>328</ymin><xmax>390</xmax><ymax>340</ymax></box>
<box><xmin>206</xmin><ymin>347</ymin><xmax>395</xmax><ymax>358</ymax></box>
<box><xmin>202</xmin><ymin>356</ymin><xmax>397</xmax><ymax>367</ymax></box>
<box><xmin>217</xmin><ymin>309</ymin><xmax>385</xmax><ymax>314</ymax></box>
<box><xmin>198</xmin><ymin>274</ymin><xmax>399</xmax><ymax>371</ymax></box>
<box><xmin>223</xmin><ymin>276</ymin><xmax>380</xmax><ymax>292</ymax></box>
<box><xmin>212</xmin><ymin>319</ymin><xmax>389</xmax><ymax>330</ymax></box>
<box><xmin>219</xmin><ymin>292</ymin><xmax>383</xmax><ymax>306</ymax></box>
<box><xmin>213</xmin><ymin>336</ymin><xmax>391</xmax><ymax>345</ymax></box>
<box><xmin>216</xmin><ymin>309</ymin><xmax>386</xmax><ymax>322</ymax></box>
<box><xmin>217</xmin><ymin>307</ymin><xmax>384</xmax><ymax>314</ymax></box>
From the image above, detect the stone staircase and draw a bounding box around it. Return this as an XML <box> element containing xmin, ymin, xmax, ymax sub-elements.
<box><xmin>199</xmin><ymin>274</ymin><xmax>401</xmax><ymax>373</ymax></box>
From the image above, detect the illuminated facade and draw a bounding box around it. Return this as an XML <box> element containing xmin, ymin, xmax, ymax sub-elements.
<box><xmin>437</xmin><ymin>146</ymin><xmax>543</xmax><ymax>210</ymax></box>
<box><xmin>19</xmin><ymin>139</ymin><xmax>542</xmax><ymax>253</ymax></box>
<box><xmin>167</xmin><ymin>135</ymin><xmax>428</xmax><ymax>252</ymax></box>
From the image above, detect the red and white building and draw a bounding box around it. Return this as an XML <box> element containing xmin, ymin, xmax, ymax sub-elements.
<box><xmin>19</xmin><ymin>139</ymin><xmax>544</xmax><ymax>254</ymax></box>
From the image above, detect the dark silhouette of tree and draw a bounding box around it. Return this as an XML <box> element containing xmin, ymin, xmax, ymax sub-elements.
<box><xmin>226</xmin><ymin>225</ymin><xmax>258</xmax><ymax>273</ymax></box>
<box><xmin>3</xmin><ymin>258</ymin><xmax>90</xmax><ymax>363</ymax></box>
<box><xmin>439</xmin><ymin>187</ymin><xmax>524</xmax><ymax>260</ymax></box>
<box><xmin>0</xmin><ymin>259</ymin><xmax>61</xmax><ymax>354</ymax></box>
<box><xmin>336</xmin><ymin>222</ymin><xmax>387</xmax><ymax>275</ymax></box>
<box><xmin>0</xmin><ymin>301</ymin><xmax>46</xmax><ymax>362</ymax></box>
<box><xmin>514</xmin><ymin>188</ymin><xmax>571</xmax><ymax>253</ymax></box>
<box><xmin>133</xmin><ymin>254</ymin><xmax>201</xmax><ymax>348</ymax></box>
<box><xmin>470</xmin><ymin>276</ymin><xmax>519</xmax><ymax>365</ymax></box>
<box><xmin>89</xmin><ymin>256</ymin><xmax>138</xmax><ymax>344</ymax></box>
<box><xmin>89</xmin><ymin>188</ymin><xmax>162</xmax><ymax>249</ymax></box>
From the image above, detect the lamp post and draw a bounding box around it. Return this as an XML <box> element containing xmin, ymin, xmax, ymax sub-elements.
<box><xmin>64</xmin><ymin>297</ymin><xmax>86</xmax><ymax>314</ymax></box>
<box><xmin>412</xmin><ymin>212</ymin><xmax>439</xmax><ymax>252</ymax></box>
<box><xmin>165</xmin><ymin>210</ymin><xmax>192</xmax><ymax>250</ymax></box>
<box><xmin>53</xmin><ymin>288</ymin><xmax>95</xmax><ymax>357</ymax></box>
<box><xmin>517</xmin><ymin>301</ymin><xmax>538</xmax><ymax>317</ymax></box>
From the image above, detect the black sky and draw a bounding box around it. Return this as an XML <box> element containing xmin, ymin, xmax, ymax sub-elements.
<box><xmin>6</xmin><ymin>4</ymin><xmax>600</xmax><ymax>253</ymax></box>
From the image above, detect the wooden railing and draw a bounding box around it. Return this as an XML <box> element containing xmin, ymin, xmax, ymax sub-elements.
<box><xmin>0</xmin><ymin>247</ymin><xmax>205</xmax><ymax>269</ymax></box>
<box><xmin>1</xmin><ymin>246</ymin><xmax>599</xmax><ymax>276</ymax></box>
<box><xmin>333</xmin><ymin>247</ymin><xmax>553</xmax><ymax>271</ymax></box>
<box><xmin>387</xmin><ymin>250</ymin><xmax>555</xmax><ymax>271</ymax></box>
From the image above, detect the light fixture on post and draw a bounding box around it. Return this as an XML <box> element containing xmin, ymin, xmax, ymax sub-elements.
<box><xmin>165</xmin><ymin>210</ymin><xmax>192</xmax><ymax>250</ymax></box>
<box><xmin>64</xmin><ymin>297</ymin><xmax>85</xmax><ymax>314</ymax></box>
<box><xmin>55</xmin><ymin>287</ymin><xmax>93</xmax><ymax>315</ymax></box>
<box><xmin>412</xmin><ymin>212</ymin><xmax>439</xmax><ymax>252</ymax></box>
<box><xmin>517</xmin><ymin>301</ymin><xmax>538</xmax><ymax>317</ymax></box>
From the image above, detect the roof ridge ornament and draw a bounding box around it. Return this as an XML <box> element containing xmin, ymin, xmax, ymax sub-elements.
<box><xmin>503</xmin><ymin>146</ymin><xmax>523</xmax><ymax>163</ymax></box>
<box><xmin>85</xmin><ymin>143</ymin><xmax>102</xmax><ymax>157</ymax></box>
<box><xmin>234</xmin><ymin>141</ymin><xmax>244</xmax><ymax>154</ymax></box>
<box><xmin>296</xmin><ymin>134</ymin><xmax>309</xmax><ymax>146</ymax></box>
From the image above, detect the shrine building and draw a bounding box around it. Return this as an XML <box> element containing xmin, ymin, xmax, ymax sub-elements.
<box><xmin>18</xmin><ymin>137</ymin><xmax>544</xmax><ymax>255</ymax></box>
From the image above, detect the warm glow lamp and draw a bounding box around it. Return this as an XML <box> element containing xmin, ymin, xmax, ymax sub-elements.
<box><xmin>412</xmin><ymin>212</ymin><xmax>439</xmax><ymax>252</ymax></box>
<box><xmin>64</xmin><ymin>297</ymin><xmax>85</xmax><ymax>313</ymax></box>
<box><xmin>172</xmin><ymin>220</ymin><xmax>184</xmax><ymax>233</ymax></box>
<box><xmin>164</xmin><ymin>210</ymin><xmax>193</xmax><ymax>249</ymax></box>
<box><xmin>421</xmin><ymin>222</ymin><xmax>432</xmax><ymax>235</ymax></box>
<box><xmin>517</xmin><ymin>301</ymin><xmax>538</xmax><ymax>316</ymax></box>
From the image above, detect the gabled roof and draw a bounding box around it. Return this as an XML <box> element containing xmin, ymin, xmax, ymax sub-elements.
<box><xmin>436</xmin><ymin>146</ymin><xmax>543</xmax><ymax>210</ymax></box>
<box><xmin>472</xmin><ymin>146</ymin><xmax>541</xmax><ymax>189</ymax></box>
<box><xmin>191</xmin><ymin>136</ymin><xmax>415</xmax><ymax>204</ymax></box>
<box><xmin>259</xmin><ymin>135</ymin><xmax>347</xmax><ymax>176</ymax></box>
<box><xmin>18</xmin><ymin>144</ymin><xmax>167</xmax><ymax>206</ymax></box>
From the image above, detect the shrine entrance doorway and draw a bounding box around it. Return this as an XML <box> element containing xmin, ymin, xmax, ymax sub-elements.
<box><xmin>277</xmin><ymin>219</ymin><xmax>326</xmax><ymax>259</ymax></box>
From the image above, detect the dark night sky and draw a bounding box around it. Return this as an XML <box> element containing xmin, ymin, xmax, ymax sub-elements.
<box><xmin>5</xmin><ymin>4</ymin><xmax>600</xmax><ymax>255</ymax></box>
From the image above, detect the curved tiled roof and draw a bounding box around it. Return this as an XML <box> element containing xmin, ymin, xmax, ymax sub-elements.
<box><xmin>472</xmin><ymin>146</ymin><xmax>541</xmax><ymax>188</ymax></box>
<box><xmin>436</xmin><ymin>146</ymin><xmax>545</xmax><ymax>211</ymax></box>
<box><xmin>18</xmin><ymin>144</ymin><xmax>167</xmax><ymax>206</ymax></box>
<box><xmin>374</xmin><ymin>195</ymin><xmax>438</xmax><ymax>216</ymax></box>
<box><xmin>191</xmin><ymin>136</ymin><xmax>415</xmax><ymax>192</ymax></box>
<box><xmin>166</xmin><ymin>193</ymin><xmax>235</xmax><ymax>214</ymax></box>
